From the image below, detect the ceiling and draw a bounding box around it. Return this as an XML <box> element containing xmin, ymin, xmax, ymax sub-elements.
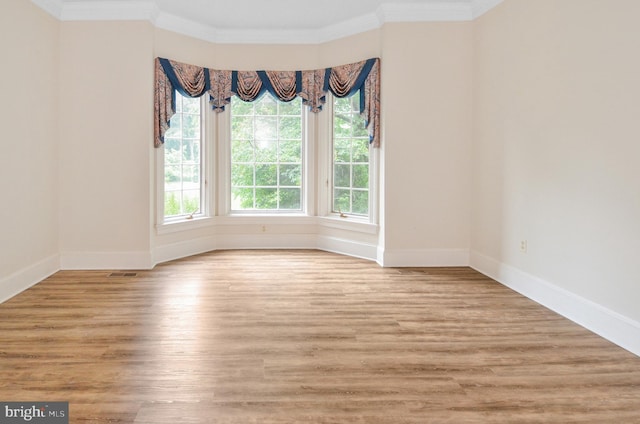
<box><xmin>32</xmin><ymin>0</ymin><xmax>503</xmax><ymax>44</ymax></box>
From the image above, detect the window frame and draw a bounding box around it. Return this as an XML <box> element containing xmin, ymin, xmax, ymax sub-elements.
<box><xmin>217</xmin><ymin>95</ymin><xmax>312</xmax><ymax>217</ymax></box>
<box><xmin>156</xmin><ymin>94</ymin><xmax>213</xmax><ymax>232</ymax></box>
<box><xmin>318</xmin><ymin>93</ymin><xmax>378</xmax><ymax>225</ymax></box>
<box><xmin>227</xmin><ymin>95</ymin><xmax>306</xmax><ymax>214</ymax></box>
<box><xmin>156</xmin><ymin>92</ymin><xmax>378</xmax><ymax>234</ymax></box>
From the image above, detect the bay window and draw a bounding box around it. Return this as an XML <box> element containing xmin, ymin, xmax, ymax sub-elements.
<box><xmin>154</xmin><ymin>57</ymin><xmax>380</xmax><ymax>231</ymax></box>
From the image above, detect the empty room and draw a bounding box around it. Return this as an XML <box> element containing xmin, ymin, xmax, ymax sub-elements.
<box><xmin>1</xmin><ymin>0</ymin><xmax>639</xmax><ymax>422</ymax></box>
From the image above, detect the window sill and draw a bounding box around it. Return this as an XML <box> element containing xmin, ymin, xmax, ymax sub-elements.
<box><xmin>156</xmin><ymin>214</ymin><xmax>378</xmax><ymax>236</ymax></box>
<box><xmin>317</xmin><ymin>215</ymin><xmax>378</xmax><ymax>235</ymax></box>
<box><xmin>156</xmin><ymin>216</ymin><xmax>215</xmax><ymax>235</ymax></box>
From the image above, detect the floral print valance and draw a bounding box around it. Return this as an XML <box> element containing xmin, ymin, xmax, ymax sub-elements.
<box><xmin>154</xmin><ymin>57</ymin><xmax>381</xmax><ymax>148</ymax></box>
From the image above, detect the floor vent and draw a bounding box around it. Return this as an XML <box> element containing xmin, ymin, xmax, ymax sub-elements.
<box><xmin>108</xmin><ymin>272</ymin><xmax>138</xmax><ymax>278</ymax></box>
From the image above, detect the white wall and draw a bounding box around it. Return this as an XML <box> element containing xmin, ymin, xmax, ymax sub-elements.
<box><xmin>58</xmin><ymin>22</ymin><xmax>155</xmax><ymax>269</ymax></box>
<box><xmin>472</xmin><ymin>0</ymin><xmax>640</xmax><ymax>351</ymax></box>
<box><xmin>381</xmin><ymin>23</ymin><xmax>473</xmax><ymax>266</ymax></box>
<box><xmin>0</xmin><ymin>1</ymin><xmax>60</xmax><ymax>301</ymax></box>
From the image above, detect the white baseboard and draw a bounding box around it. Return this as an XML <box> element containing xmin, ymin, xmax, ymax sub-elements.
<box><xmin>214</xmin><ymin>233</ymin><xmax>317</xmax><ymax>250</ymax></box>
<box><xmin>0</xmin><ymin>254</ymin><xmax>60</xmax><ymax>304</ymax></box>
<box><xmin>470</xmin><ymin>251</ymin><xmax>640</xmax><ymax>357</ymax></box>
<box><xmin>153</xmin><ymin>236</ymin><xmax>218</xmax><ymax>266</ymax></box>
<box><xmin>379</xmin><ymin>248</ymin><xmax>470</xmax><ymax>267</ymax></box>
<box><xmin>153</xmin><ymin>234</ymin><xmax>318</xmax><ymax>266</ymax></box>
<box><xmin>153</xmin><ymin>234</ymin><xmax>378</xmax><ymax>266</ymax></box>
<box><xmin>317</xmin><ymin>235</ymin><xmax>378</xmax><ymax>262</ymax></box>
<box><xmin>60</xmin><ymin>251</ymin><xmax>154</xmax><ymax>270</ymax></box>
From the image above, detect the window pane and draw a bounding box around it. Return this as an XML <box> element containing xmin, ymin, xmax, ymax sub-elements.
<box><xmin>279</xmin><ymin>188</ymin><xmax>301</xmax><ymax>210</ymax></box>
<box><xmin>182</xmin><ymin>140</ymin><xmax>200</xmax><ymax>163</ymax></box>
<box><xmin>182</xmin><ymin>96</ymin><xmax>200</xmax><ymax>114</ymax></box>
<box><xmin>334</xmin><ymin>189</ymin><xmax>350</xmax><ymax>213</ymax></box>
<box><xmin>352</xmin><ymin>190</ymin><xmax>369</xmax><ymax>215</ymax></box>
<box><xmin>165</xmin><ymin>165</ymin><xmax>180</xmax><ymax>185</ymax></box>
<box><xmin>255</xmin><ymin>139</ymin><xmax>278</xmax><ymax>162</ymax></box>
<box><xmin>332</xmin><ymin>92</ymin><xmax>370</xmax><ymax>217</ymax></box>
<box><xmin>279</xmin><ymin>139</ymin><xmax>301</xmax><ymax>162</ymax></box>
<box><xmin>164</xmin><ymin>139</ymin><xmax>181</xmax><ymax>164</ymax></box>
<box><xmin>352</xmin><ymin>164</ymin><xmax>369</xmax><ymax>189</ymax></box>
<box><xmin>279</xmin><ymin>164</ymin><xmax>301</xmax><ymax>186</ymax></box>
<box><xmin>231</xmin><ymin>139</ymin><xmax>254</xmax><ymax>162</ymax></box>
<box><xmin>352</xmin><ymin>139</ymin><xmax>369</xmax><ymax>163</ymax></box>
<box><xmin>230</xmin><ymin>95</ymin><xmax>303</xmax><ymax>212</ymax></box>
<box><xmin>255</xmin><ymin>95</ymin><xmax>277</xmax><ymax>115</ymax></box>
<box><xmin>232</xmin><ymin>99</ymin><xmax>254</xmax><ymax>115</ymax></box>
<box><xmin>231</xmin><ymin>164</ymin><xmax>254</xmax><ymax>187</ymax></box>
<box><xmin>232</xmin><ymin>187</ymin><xmax>254</xmax><ymax>209</ymax></box>
<box><xmin>334</xmin><ymin>138</ymin><xmax>351</xmax><ymax>163</ymax></box>
<box><xmin>182</xmin><ymin>189</ymin><xmax>201</xmax><ymax>214</ymax></box>
<box><xmin>165</xmin><ymin>115</ymin><xmax>181</xmax><ymax>138</ymax></box>
<box><xmin>182</xmin><ymin>114</ymin><xmax>200</xmax><ymax>138</ymax></box>
<box><xmin>256</xmin><ymin>116</ymin><xmax>278</xmax><ymax>140</ymax></box>
<box><xmin>334</xmin><ymin>164</ymin><xmax>351</xmax><ymax>188</ymax></box>
<box><xmin>164</xmin><ymin>92</ymin><xmax>202</xmax><ymax>219</ymax></box>
<box><xmin>279</xmin><ymin>117</ymin><xmax>301</xmax><ymax>139</ymax></box>
<box><xmin>165</xmin><ymin>191</ymin><xmax>181</xmax><ymax>216</ymax></box>
<box><xmin>256</xmin><ymin>164</ymin><xmax>277</xmax><ymax>186</ymax></box>
<box><xmin>255</xmin><ymin>188</ymin><xmax>278</xmax><ymax>209</ymax></box>
<box><xmin>279</xmin><ymin>100</ymin><xmax>302</xmax><ymax>116</ymax></box>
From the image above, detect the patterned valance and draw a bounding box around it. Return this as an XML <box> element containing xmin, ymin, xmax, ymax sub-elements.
<box><xmin>154</xmin><ymin>57</ymin><xmax>381</xmax><ymax>148</ymax></box>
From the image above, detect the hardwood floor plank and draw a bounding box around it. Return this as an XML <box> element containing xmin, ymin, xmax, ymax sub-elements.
<box><xmin>0</xmin><ymin>250</ymin><xmax>638</xmax><ymax>423</ymax></box>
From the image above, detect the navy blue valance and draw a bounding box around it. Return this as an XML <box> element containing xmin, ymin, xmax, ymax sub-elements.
<box><xmin>154</xmin><ymin>57</ymin><xmax>380</xmax><ymax>147</ymax></box>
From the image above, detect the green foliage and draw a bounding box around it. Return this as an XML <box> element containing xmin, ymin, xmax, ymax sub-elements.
<box><xmin>231</xmin><ymin>164</ymin><xmax>254</xmax><ymax>187</ymax></box>
<box><xmin>279</xmin><ymin>139</ymin><xmax>301</xmax><ymax>162</ymax></box>
<box><xmin>165</xmin><ymin>192</ymin><xmax>200</xmax><ymax>217</ymax></box>
<box><xmin>232</xmin><ymin>187</ymin><xmax>254</xmax><ymax>209</ymax></box>
<box><xmin>279</xmin><ymin>117</ymin><xmax>301</xmax><ymax>139</ymax></box>
<box><xmin>334</xmin><ymin>164</ymin><xmax>351</xmax><ymax>188</ymax></box>
<box><xmin>352</xmin><ymin>190</ymin><xmax>369</xmax><ymax>215</ymax></box>
<box><xmin>353</xmin><ymin>139</ymin><xmax>370</xmax><ymax>163</ymax></box>
<box><xmin>279</xmin><ymin>188</ymin><xmax>301</xmax><ymax>209</ymax></box>
<box><xmin>352</xmin><ymin>165</ymin><xmax>369</xmax><ymax>189</ymax></box>
<box><xmin>230</xmin><ymin>95</ymin><xmax>303</xmax><ymax>211</ymax></box>
<box><xmin>255</xmin><ymin>140</ymin><xmax>278</xmax><ymax>162</ymax></box>
<box><xmin>231</xmin><ymin>139</ymin><xmax>254</xmax><ymax>162</ymax></box>
<box><xmin>334</xmin><ymin>189</ymin><xmax>350</xmax><ymax>213</ymax></box>
<box><xmin>163</xmin><ymin>92</ymin><xmax>202</xmax><ymax>219</ymax></box>
<box><xmin>331</xmin><ymin>94</ymin><xmax>370</xmax><ymax>217</ymax></box>
<box><xmin>279</xmin><ymin>165</ymin><xmax>301</xmax><ymax>186</ymax></box>
<box><xmin>255</xmin><ymin>188</ymin><xmax>278</xmax><ymax>209</ymax></box>
<box><xmin>256</xmin><ymin>164</ymin><xmax>277</xmax><ymax>186</ymax></box>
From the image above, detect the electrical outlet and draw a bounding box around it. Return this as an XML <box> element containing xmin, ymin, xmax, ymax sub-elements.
<box><xmin>520</xmin><ymin>240</ymin><xmax>528</xmax><ymax>253</ymax></box>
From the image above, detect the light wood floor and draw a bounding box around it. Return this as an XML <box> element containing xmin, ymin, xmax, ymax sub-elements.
<box><xmin>0</xmin><ymin>250</ymin><xmax>639</xmax><ymax>423</ymax></box>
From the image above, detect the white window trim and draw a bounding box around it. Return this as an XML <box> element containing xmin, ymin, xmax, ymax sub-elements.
<box><xmin>317</xmin><ymin>93</ymin><xmax>379</xmax><ymax>226</ymax></box>
<box><xmin>156</xmin><ymin>95</ymin><xmax>213</xmax><ymax>232</ymax></box>
<box><xmin>156</xmin><ymin>93</ymin><xmax>379</xmax><ymax>237</ymax></box>
<box><xmin>217</xmin><ymin>97</ymin><xmax>312</xmax><ymax>216</ymax></box>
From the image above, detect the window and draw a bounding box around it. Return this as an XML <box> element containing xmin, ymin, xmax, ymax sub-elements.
<box><xmin>157</xmin><ymin>91</ymin><xmax>377</xmax><ymax>230</ymax></box>
<box><xmin>230</xmin><ymin>95</ymin><xmax>303</xmax><ymax>212</ymax></box>
<box><xmin>332</xmin><ymin>93</ymin><xmax>370</xmax><ymax>217</ymax></box>
<box><xmin>163</xmin><ymin>92</ymin><xmax>203</xmax><ymax>219</ymax></box>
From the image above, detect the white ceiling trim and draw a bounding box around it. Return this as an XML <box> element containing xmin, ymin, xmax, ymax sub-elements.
<box><xmin>472</xmin><ymin>0</ymin><xmax>505</xmax><ymax>19</ymax></box>
<box><xmin>31</xmin><ymin>0</ymin><xmax>504</xmax><ymax>44</ymax></box>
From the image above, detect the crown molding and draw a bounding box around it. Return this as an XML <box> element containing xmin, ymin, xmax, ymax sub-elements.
<box><xmin>472</xmin><ymin>0</ymin><xmax>505</xmax><ymax>18</ymax></box>
<box><xmin>31</xmin><ymin>0</ymin><xmax>63</xmax><ymax>18</ymax></box>
<box><xmin>30</xmin><ymin>0</ymin><xmax>505</xmax><ymax>44</ymax></box>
